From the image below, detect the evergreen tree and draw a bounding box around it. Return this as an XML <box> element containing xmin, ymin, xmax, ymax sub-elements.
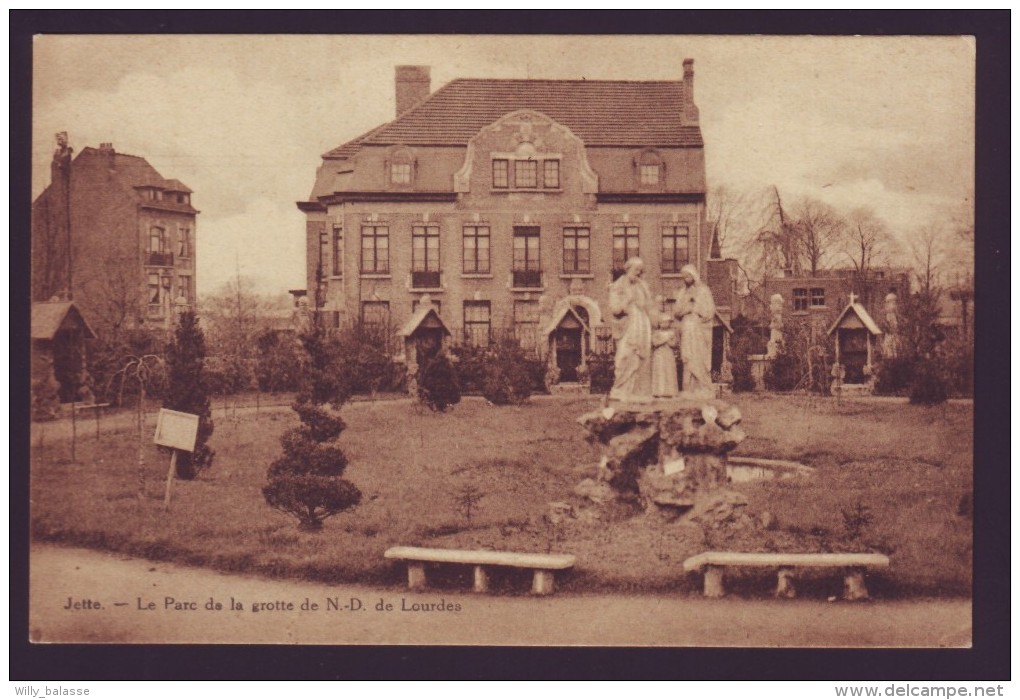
<box><xmin>481</xmin><ymin>337</ymin><xmax>534</xmax><ymax>405</ymax></box>
<box><xmin>163</xmin><ymin>310</ymin><xmax>215</xmax><ymax>479</ymax></box>
<box><xmin>875</xmin><ymin>290</ymin><xmax>950</xmax><ymax>403</ymax></box>
<box><xmin>763</xmin><ymin>339</ymin><xmax>800</xmax><ymax>392</ymax></box>
<box><xmin>417</xmin><ymin>352</ymin><xmax>461</xmax><ymax>411</ymax></box>
<box><xmin>262</xmin><ymin>312</ymin><xmax>360</xmax><ymax>531</ymax></box>
<box><xmin>728</xmin><ymin>334</ymin><xmax>757</xmax><ymax>393</ymax></box>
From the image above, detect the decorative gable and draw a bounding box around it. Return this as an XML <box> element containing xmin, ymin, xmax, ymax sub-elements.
<box><xmin>454</xmin><ymin>110</ymin><xmax>598</xmax><ymax>195</ymax></box>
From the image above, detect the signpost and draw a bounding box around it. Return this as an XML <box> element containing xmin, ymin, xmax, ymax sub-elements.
<box><xmin>154</xmin><ymin>408</ymin><xmax>199</xmax><ymax>509</ymax></box>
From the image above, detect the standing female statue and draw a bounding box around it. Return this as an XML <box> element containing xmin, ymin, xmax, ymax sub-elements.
<box><xmin>608</xmin><ymin>258</ymin><xmax>655</xmax><ymax>402</ymax></box>
<box><xmin>673</xmin><ymin>264</ymin><xmax>716</xmax><ymax>397</ymax></box>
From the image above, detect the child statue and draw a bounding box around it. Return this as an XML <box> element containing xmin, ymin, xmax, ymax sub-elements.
<box><xmin>651</xmin><ymin>314</ymin><xmax>679</xmax><ymax>398</ymax></box>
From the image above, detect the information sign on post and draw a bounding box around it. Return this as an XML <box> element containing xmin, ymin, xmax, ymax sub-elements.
<box><xmin>154</xmin><ymin>409</ymin><xmax>199</xmax><ymax>508</ymax></box>
<box><xmin>154</xmin><ymin>409</ymin><xmax>200</xmax><ymax>452</ymax></box>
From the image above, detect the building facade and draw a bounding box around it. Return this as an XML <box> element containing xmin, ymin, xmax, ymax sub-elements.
<box><xmin>299</xmin><ymin>63</ymin><xmax>735</xmax><ymax>383</ymax></box>
<box><xmin>755</xmin><ymin>267</ymin><xmax>911</xmax><ymax>337</ymax></box>
<box><xmin>32</xmin><ymin>140</ymin><xmax>198</xmax><ymax>337</ymax></box>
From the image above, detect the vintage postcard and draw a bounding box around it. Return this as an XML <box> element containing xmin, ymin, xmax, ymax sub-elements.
<box><xmin>27</xmin><ymin>32</ymin><xmax>980</xmax><ymax>651</ymax></box>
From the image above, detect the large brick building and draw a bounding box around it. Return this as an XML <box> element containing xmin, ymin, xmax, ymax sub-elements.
<box><xmin>298</xmin><ymin>62</ymin><xmax>738</xmax><ymax>383</ymax></box>
<box><xmin>32</xmin><ymin>140</ymin><xmax>198</xmax><ymax>337</ymax></box>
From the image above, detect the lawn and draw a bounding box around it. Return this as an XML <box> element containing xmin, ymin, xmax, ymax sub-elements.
<box><xmin>30</xmin><ymin>394</ymin><xmax>973</xmax><ymax>597</ymax></box>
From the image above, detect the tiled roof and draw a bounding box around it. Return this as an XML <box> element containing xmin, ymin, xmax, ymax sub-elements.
<box><xmin>324</xmin><ymin>79</ymin><xmax>701</xmax><ymax>154</ymax></box>
<box><xmin>162</xmin><ymin>178</ymin><xmax>193</xmax><ymax>194</ymax></box>
<box><xmin>322</xmin><ymin>124</ymin><xmax>390</xmax><ymax>159</ymax></box>
<box><xmin>78</xmin><ymin>147</ymin><xmax>194</xmax><ymax>195</ymax></box>
<box><xmin>827</xmin><ymin>302</ymin><xmax>883</xmax><ymax>337</ymax></box>
<box><xmin>31</xmin><ymin>302</ymin><xmax>96</xmax><ymax>340</ymax></box>
<box><xmin>398</xmin><ymin>304</ymin><xmax>450</xmax><ymax>338</ymax></box>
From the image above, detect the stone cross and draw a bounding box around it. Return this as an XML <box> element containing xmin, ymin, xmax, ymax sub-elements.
<box><xmin>849</xmin><ymin>292</ymin><xmax>857</xmax><ymax>305</ymax></box>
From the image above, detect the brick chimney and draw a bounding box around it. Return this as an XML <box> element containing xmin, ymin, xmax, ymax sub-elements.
<box><xmin>395</xmin><ymin>65</ymin><xmax>431</xmax><ymax>117</ymax></box>
<box><xmin>98</xmin><ymin>142</ymin><xmax>116</xmax><ymax>169</ymax></box>
<box><xmin>682</xmin><ymin>58</ymin><xmax>700</xmax><ymax>125</ymax></box>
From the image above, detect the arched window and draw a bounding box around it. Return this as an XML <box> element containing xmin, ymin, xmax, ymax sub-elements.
<box><xmin>635</xmin><ymin>149</ymin><xmax>664</xmax><ymax>189</ymax></box>
<box><xmin>388</xmin><ymin>147</ymin><xmax>416</xmax><ymax>187</ymax></box>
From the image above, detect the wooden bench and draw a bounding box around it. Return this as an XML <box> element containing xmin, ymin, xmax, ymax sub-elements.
<box><xmin>384</xmin><ymin>546</ymin><xmax>576</xmax><ymax>596</ymax></box>
<box><xmin>682</xmin><ymin>551</ymin><xmax>890</xmax><ymax>600</ymax></box>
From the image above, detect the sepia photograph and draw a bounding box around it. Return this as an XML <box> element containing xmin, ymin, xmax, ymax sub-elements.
<box><xmin>21</xmin><ymin>26</ymin><xmax>994</xmax><ymax>661</ymax></box>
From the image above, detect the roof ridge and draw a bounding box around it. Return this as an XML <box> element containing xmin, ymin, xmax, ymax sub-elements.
<box><xmin>447</xmin><ymin>77</ymin><xmax>681</xmax><ymax>84</ymax></box>
<box><xmin>79</xmin><ymin>146</ymin><xmax>151</xmax><ymax>161</ymax></box>
<box><xmin>328</xmin><ymin>79</ymin><xmax>700</xmax><ymax>150</ymax></box>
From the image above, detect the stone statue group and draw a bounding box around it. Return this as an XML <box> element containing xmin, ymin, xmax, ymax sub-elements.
<box><xmin>608</xmin><ymin>257</ymin><xmax>716</xmax><ymax>403</ymax></box>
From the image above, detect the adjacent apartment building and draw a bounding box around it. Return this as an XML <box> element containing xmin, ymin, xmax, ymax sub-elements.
<box><xmin>298</xmin><ymin>62</ymin><xmax>738</xmax><ymax>383</ymax></box>
<box><xmin>32</xmin><ymin>140</ymin><xmax>198</xmax><ymax>337</ymax></box>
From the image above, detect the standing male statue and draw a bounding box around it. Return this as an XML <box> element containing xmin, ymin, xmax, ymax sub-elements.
<box><xmin>882</xmin><ymin>292</ymin><xmax>900</xmax><ymax>358</ymax></box>
<box><xmin>767</xmin><ymin>293</ymin><xmax>784</xmax><ymax>358</ymax></box>
<box><xmin>608</xmin><ymin>257</ymin><xmax>655</xmax><ymax>402</ymax></box>
<box><xmin>673</xmin><ymin>264</ymin><xmax>717</xmax><ymax>398</ymax></box>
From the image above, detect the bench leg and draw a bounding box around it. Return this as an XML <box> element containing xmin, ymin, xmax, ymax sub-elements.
<box><xmin>843</xmin><ymin>568</ymin><xmax>869</xmax><ymax>601</ymax></box>
<box><xmin>407</xmin><ymin>562</ymin><xmax>427</xmax><ymax>591</ymax></box>
<box><xmin>532</xmin><ymin>569</ymin><xmax>555</xmax><ymax>595</ymax></box>
<box><xmin>775</xmin><ymin>568</ymin><xmax>797</xmax><ymax>599</ymax></box>
<box><xmin>473</xmin><ymin>565</ymin><xmax>489</xmax><ymax>594</ymax></box>
<box><xmin>703</xmin><ymin>566</ymin><xmax>725</xmax><ymax>598</ymax></box>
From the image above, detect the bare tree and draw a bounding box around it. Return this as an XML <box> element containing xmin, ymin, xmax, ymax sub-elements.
<box><xmin>791</xmin><ymin>197</ymin><xmax>845</xmax><ymax>277</ymax></box>
<box><xmin>77</xmin><ymin>254</ymin><xmax>142</xmax><ymax>341</ymax></box>
<box><xmin>841</xmin><ymin>207</ymin><xmax>898</xmax><ymax>307</ymax></box>
<box><xmin>843</xmin><ymin>207</ymin><xmax>894</xmax><ymax>275</ymax></box>
<box><xmin>707</xmin><ymin>185</ymin><xmax>756</xmax><ymax>259</ymax></box>
<box><xmin>731</xmin><ymin>186</ymin><xmax>780</xmax><ymax>283</ymax></box>
<box><xmin>748</xmin><ymin>185</ymin><xmax>803</xmax><ymax>279</ymax></box>
<box><xmin>201</xmin><ymin>277</ymin><xmax>295</xmax><ymax>398</ymax></box>
<box><xmin>943</xmin><ymin>197</ymin><xmax>975</xmax><ymax>291</ymax></box>
<box><xmin>910</xmin><ymin>220</ymin><xmax>948</xmax><ymax>297</ymax></box>
<box><xmin>109</xmin><ymin>354</ymin><xmax>165</xmax><ymax>499</ymax></box>
<box><xmin>200</xmin><ymin>277</ymin><xmax>277</xmax><ymax>351</ymax></box>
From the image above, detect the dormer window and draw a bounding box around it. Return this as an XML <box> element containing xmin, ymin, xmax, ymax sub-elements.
<box><xmin>635</xmin><ymin>149</ymin><xmax>664</xmax><ymax>190</ymax></box>
<box><xmin>388</xmin><ymin>148</ymin><xmax>415</xmax><ymax>187</ymax></box>
<box><xmin>391</xmin><ymin>163</ymin><xmax>411</xmax><ymax>184</ymax></box>
<box><xmin>640</xmin><ymin>164</ymin><xmax>660</xmax><ymax>185</ymax></box>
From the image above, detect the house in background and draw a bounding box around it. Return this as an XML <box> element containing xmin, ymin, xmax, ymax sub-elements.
<box><xmin>298</xmin><ymin>61</ymin><xmax>735</xmax><ymax>386</ymax></box>
<box><xmin>938</xmin><ymin>277</ymin><xmax>974</xmax><ymax>341</ymax></box>
<box><xmin>751</xmin><ymin>266</ymin><xmax>911</xmax><ymax>339</ymax></box>
<box><xmin>32</xmin><ymin>139</ymin><xmax>199</xmax><ymax>338</ymax></box>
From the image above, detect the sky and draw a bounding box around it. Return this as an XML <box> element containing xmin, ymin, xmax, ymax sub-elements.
<box><xmin>32</xmin><ymin>35</ymin><xmax>975</xmax><ymax>297</ymax></box>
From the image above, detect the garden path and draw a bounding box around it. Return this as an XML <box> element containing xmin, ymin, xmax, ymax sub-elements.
<box><xmin>28</xmin><ymin>544</ymin><xmax>971</xmax><ymax>647</ymax></box>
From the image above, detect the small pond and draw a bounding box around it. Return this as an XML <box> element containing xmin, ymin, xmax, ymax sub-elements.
<box><xmin>726</xmin><ymin>457</ymin><xmax>816</xmax><ymax>483</ymax></box>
